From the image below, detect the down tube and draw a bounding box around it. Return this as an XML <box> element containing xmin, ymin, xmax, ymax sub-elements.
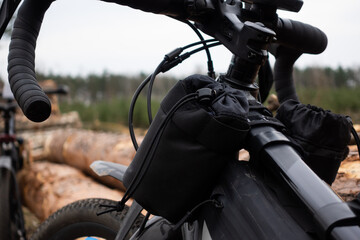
<box><xmin>248</xmin><ymin>126</ymin><xmax>360</xmax><ymax>239</ymax></box>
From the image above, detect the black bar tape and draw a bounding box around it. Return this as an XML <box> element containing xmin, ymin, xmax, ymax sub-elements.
<box><xmin>102</xmin><ymin>0</ymin><xmax>187</xmax><ymax>18</ymax></box>
<box><xmin>8</xmin><ymin>58</ymin><xmax>35</xmax><ymax>74</ymax></box>
<box><xmin>8</xmin><ymin>0</ymin><xmax>55</xmax><ymax>122</ymax></box>
<box><xmin>273</xmin><ymin>46</ymin><xmax>302</xmax><ymax>103</ymax></box>
<box><xmin>276</xmin><ymin>18</ymin><xmax>328</xmax><ymax>54</ymax></box>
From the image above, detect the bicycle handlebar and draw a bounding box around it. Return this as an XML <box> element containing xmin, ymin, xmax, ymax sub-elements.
<box><xmin>8</xmin><ymin>0</ymin><xmax>327</xmax><ymax>122</ymax></box>
<box><xmin>276</xmin><ymin>18</ymin><xmax>327</xmax><ymax>54</ymax></box>
<box><xmin>273</xmin><ymin>18</ymin><xmax>327</xmax><ymax>104</ymax></box>
<box><xmin>102</xmin><ymin>0</ymin><xmax>187</xmax><ymax>17</ymax></box>
<box><xmin>8</xmin><ymin>0</ymin><xmax>53</xmax><ymax>122</ymax></box>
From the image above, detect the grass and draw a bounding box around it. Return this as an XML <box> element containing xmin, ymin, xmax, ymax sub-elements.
<box><xmin>297</xmin><ymin>87</ymin><xmax>360</xmax><ymax>122</ymax></box>
<box><xmin>60</xmin><ymin>96</ymin><xmax>161</xmax><ymax>129</ymax></box>
<box><xmin>59</xmin><ymin>87</ymin><xmax>360</xmax><ymax>130</ymax></box>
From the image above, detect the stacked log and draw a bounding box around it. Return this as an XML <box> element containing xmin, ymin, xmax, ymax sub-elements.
<box><xmin>42</xmin><ymin>129</ymin><xmax>140</xmax><ymax>190</ymax></box>
<box><xmin>15</xmin><ymin>111</ymin><xmax>82</xmax><ymax>131</ymax></box>
<box><xmin>18</xmin><ymin>161</ymin><xmax>124</xmax><ymax>221</ymax></box>
<box><xmin>332</xmin><ymin>145</ymin><xmax>360</xmax><ymax>200</ymax></box>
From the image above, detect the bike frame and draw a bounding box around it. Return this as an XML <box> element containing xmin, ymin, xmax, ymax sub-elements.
<box><xmin>2</xmin><ymin>0</ymin><xmax>360</xmax><ymax>239</ymax></box>
<box><xmin>0</xmin><ymin>86</ymin><xmax>67</xmax><ymax>240</ymax></box>
<box><xmin>92</xmin><ymin>2</ymin><xmax>360</xmax><ymax>239</ymax></box>
<box><xmin>0</xmin><ymin>99</ymin><xmax>27</xmax><ymax>239</ymax></box>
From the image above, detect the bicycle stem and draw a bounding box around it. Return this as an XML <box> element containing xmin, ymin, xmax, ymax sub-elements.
<box><xmin>197</xmin><ymin>2</ymin><xmax>276</xmax><ymax>92</ymax></box>
<box><xmin>218</xmin><ymin>21</ymin><xmax>274</xmax><ymax>97</ymax></box>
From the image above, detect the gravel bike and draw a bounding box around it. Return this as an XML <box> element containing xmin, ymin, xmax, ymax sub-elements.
<box><xmin>0</xmin><ymin>83</ymin><xmax>67</xmax><ymax>239</ymax></box>
<box><xmin>2</xmin><ymin>0</ymin><xmax>360</xmax><ymax>239</ymax></box>
<box><xmin>0</xmin><ymin>84</ymin><xmax>27</xmax><ymax>240</ymax></box>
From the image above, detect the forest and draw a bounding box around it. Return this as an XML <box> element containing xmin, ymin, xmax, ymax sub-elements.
<box><xmin>29</xmin><ymin>65</ymin><xmax>360</xmax><ymax>128</ymax></box>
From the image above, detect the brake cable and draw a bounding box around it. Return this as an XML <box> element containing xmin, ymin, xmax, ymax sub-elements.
<box><xmin>146</xmin><ymin>20</ymin><xmax>216</xmax><ymax>124</ymax></box>
<box><xmin>129</xmin><ymin>39</ymin><xmax>220</xmax><ymax>150</ymax></box>
<box><xmin>146</xmin><ymin>39</ymin><xmax>220</xmax><ymax>124</ymax></box>
<box><xmin>346</xmin><ymin>117</ymin><xmax>360</xmax><ymax>158</ymax></box>
<box><xmin>184</xmin><ymin>20</ymin><xmax>215</xmax><ymax>78</ymax></box>
<box><xmin>351</xmin><ymin>126</ymin><xmax>360</xmax><ymax>157</ymax></box>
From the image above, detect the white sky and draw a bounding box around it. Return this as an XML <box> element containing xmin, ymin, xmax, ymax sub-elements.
<box><xmin>0</xmin><ymin>0</ymin><xmax>360</xmax><ymax>79</ymax></box>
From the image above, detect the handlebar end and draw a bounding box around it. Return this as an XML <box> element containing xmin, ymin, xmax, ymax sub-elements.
<box><xmin>276</xmin><ymin>18</ymin><xmax>328</xmax><ymax>54</ymax></box>
<box><xmin>23</xmin><ymin>97</ymin><xmax>51</xmax><ymax>122</ymax></box>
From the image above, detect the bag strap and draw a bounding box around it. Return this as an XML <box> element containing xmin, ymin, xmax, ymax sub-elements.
<box><xmin>348</xmin><ymin>117</ymin><xmax>360</xmax><ymax>158</ymax></box>
<box><xmin>121</xmin><ymin>93</ymin><xmax>198</xmax><ymax>205</ymax></box>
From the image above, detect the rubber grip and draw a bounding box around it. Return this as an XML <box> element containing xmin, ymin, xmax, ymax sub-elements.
<box><xmin>276</xmin><ymin>18</ymin><xmax>328</xmax><ymax>54</ymax></box>
<box><xmin>7</xmin><ymin>0</ymin><xmax>54</xmax><ymax>122</ymax></box>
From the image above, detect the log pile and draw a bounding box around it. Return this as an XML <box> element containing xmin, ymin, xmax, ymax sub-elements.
<box><xmin>18</xmin><ymin>113</ymin><xmax>82</xmax><ymax>162</ymax></box>
<box><xmin>15</xmin><ymin>111</ymin><xmax>82</xmax><ymax>132</ymax></box>
<box><xmin>18</xmin><ymin>161</ymin><xmax>124</xmax><ymax>221</ymax></box>
<box><xmin>332</xmin><ymin>145</ymin><xmax>360</xmax><ymax>200</ymax></box>
<box><xmin>42</xmin><ymin>129</ymin><xmax>141</xmax><ymax>190</ymax></box>
<box><xmin>17</xmin><ymin>129</ymin><xmax>141</xmax><ymax>220</ymax></box>
<box><xmin>14</xmin><ymin>80</ymin><xmax>139</xmax><ymax>221</ymax></box>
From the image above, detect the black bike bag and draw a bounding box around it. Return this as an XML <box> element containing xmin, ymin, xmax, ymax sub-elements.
<box><xmin>275</xmin><ymin>99</ymin><xmax>351</xmax><ymax>185</ymax></box>
<box><xmin>122</xmin><ymin>74</ymin><xmax>250</xmax><ymax>222</ymax></box>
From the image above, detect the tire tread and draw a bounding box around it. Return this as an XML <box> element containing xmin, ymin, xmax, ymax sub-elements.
<box><xmin>30</xmin><ymin>198</ymin><xmax>143</xmax><ymax>240</ymax></box>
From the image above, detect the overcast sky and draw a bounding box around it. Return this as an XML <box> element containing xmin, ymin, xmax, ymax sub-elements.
<box><xmin>0</xmin><ymin>0</ymin><xmax>360</xmax><ymax>79</ymax></box>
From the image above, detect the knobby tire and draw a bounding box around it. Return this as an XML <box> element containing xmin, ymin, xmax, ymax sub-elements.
<box><xmin>30</xmin><ymin>198</ymin><xmax>143</xmax><ymax>240</ymax></box>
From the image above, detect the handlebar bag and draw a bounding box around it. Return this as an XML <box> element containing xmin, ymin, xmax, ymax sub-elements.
<box><xmin>275</xmin><ymin>99</ymin><xmax>351</xmax><ymax>185</ymax></box>
<box><xmin>122</xmin><ymin>74</ymin><xmax>250</xmax><ymax>222</ymax></box>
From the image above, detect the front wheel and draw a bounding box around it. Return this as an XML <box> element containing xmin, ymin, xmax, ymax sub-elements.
<box><xmin>0</xmin><ymin>168</ymin><xmax>12</xmax><ymax>239</ymax></box>
<box><xmin>30</xmin><ymin>198</ymin><xmax>144</xmax><ymax>240</ymax></box>
<box><xmin>0</xmin><ymin>165</ymin><xmax>25</xmax><ymax>240</ymax></box>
